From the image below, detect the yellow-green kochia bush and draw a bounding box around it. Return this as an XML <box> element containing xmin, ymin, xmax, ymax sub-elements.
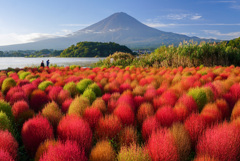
<box><xmin>69</xmin><ymin>65</ymin><xmax>80</xmax><ymax>70</ymax></box>
<box><xmin>63</xmin><ymin>82</ymin><xmax>78</xmax><ymax>97</ymax></box>
<box><xmin>76</xmin><ymin>79</ymin><xmax>93</xmax><ymax>94</ymax></box>
<box><xmin>1</xmin><ymin>78</ymin><xmax>16</xmax><ymax>95</ymax></box>
<box><xmin>82</xmin><ymin>88</ymin><xmax>96</xmax><ymax>104</ymax></box>
<box><xmin>0</xmin><ymin>100</ymin><xmax>13</xmax><ymax>121</ymax></box>
<box><xmin>68</xmin><ymin>96</ymin><xmax>90</xmax><ymax>116</ymax></box>
<box><xmin>0</xmin><ymin>111</ymin><xmax>12</xmax><ymax>131</ymax></box>
<box><xmin>38</xmin><ymin>81</ymin><xmax>54</xmax><ymax>91</ymax></box>
<box><xmin>117</xmin><ymin>143</ymin><xmax>151</xmax><ymax>161</ymax></box>
<box><xmin>41</xmin><ymin>101</ymin><xmax>63</xmax><ymax>128</ymax></box>
<box><xmin>187</xmin><ymin>87</ymin><xmax>207</xmax><ymax>112</ymax></box>
<box><xmin>88</xmin><ymin>83</ymin><xmax>102</xmax><ymax>97</ymax></box>
<box><xmin>19</xmin><ymin>72</ymin><xmax>31</xmax><ymax>80</ymax></box>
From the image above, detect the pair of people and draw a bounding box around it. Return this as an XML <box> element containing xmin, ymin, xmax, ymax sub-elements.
<box><xmin>40</xmin><ymin>60</ymin><xmax>50</xmax><ymax>67</ymax></box>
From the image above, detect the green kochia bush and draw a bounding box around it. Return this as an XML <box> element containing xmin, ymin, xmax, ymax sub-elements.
<box><xmin>187</xmin><ymin>87</ymin><xmax>207</xmax><ymax>112</ymax></box>
<box><xmin>88</xmin><ymin>83</ymin><xmax>102</xmax><ymax>97</ymax></box>
<box><xmin>19</xmin><ymin>72</ymin><xmax>31</xmax><ymax>80</ymax></box>
<box><xmin>0</xmin><ymin>111</ymin><xmax>12</xmax><ymax>131</ymax></box>
<box><xmin>63</xmin><ymin>82</ymin><xmax>78</xmax><ymax>97</ymax></box>
<box><xmin>38</xmin><ymin>81</ymin><xmax>54</xmax><ymax>91</ymax></box>
<box><xmin>68</xmin><ymin>96</ymin><xmax>90</xmax><ymax>116</ymax></box>
<box><xmin>76</xmin><ymin>79</ymin><xmax>93</xmax><ymax>94</ymax></box>
<box><xmin>0</xmin><ymin>100</ymin><xmax>13</xmax><ymax>121</ymax></box>
<box><xmin>1</xmin><ymin>78</ymin><xmax>16</xmax><ymax>95</ymax></box>
<box><xmin>82</xmin><ymin>88</ymin><xmax>96</xmax><ymax>104</ymax></box>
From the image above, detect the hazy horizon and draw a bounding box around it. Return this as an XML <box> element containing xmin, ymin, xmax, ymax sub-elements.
<box><xmin>0</xmin><ymin>0</ymin><xmax>240</xmax><ymax>46</ymax></box>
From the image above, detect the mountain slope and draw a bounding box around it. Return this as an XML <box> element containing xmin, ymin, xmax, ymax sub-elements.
<box><xmin>0</xmin><ymin>12</ymin><xmax>216</xmax><ymax>51</ymax></box>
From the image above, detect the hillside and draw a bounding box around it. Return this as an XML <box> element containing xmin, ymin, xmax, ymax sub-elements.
<box><xmin>227</xmin><ymin>37</ymin><xmax>240</xmax><ymax>48</ymax></box>
<box><xmin>60</xmin><ymin>41</ymin><xmax>133</xmax><ymax>57</ymax></box>
<box><xmin>0</xmin><ymin>12</ymin><xmax>216</xmax><ymax>51</ymax></box>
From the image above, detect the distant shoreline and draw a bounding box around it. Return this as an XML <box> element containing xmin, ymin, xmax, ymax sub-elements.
<box><xmin>0</xmin><ymin>57</ymin><xmax>105</xmax><ymax>70</ymax></box>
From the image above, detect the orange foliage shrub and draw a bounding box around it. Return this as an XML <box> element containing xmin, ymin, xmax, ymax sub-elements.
<box><xmin>89</xmin><ymin>140</ymin><xmax>116</xmax><ymax>161</ymax></box>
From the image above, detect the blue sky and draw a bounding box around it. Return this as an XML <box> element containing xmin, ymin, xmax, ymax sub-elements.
<box><xmin>0</xmin><ymin>0</ymin><xmax>239</xmax><ymax>46</ymax></box>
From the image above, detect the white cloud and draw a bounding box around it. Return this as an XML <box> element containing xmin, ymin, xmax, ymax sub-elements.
<box><xmin>166</xmin><ymin>14</ymin><xmax>190</xmax><ymax>20</ymax></box>
<box><xmin>0</xmin><ymin>30</ymin><xmax>72</xmax><ymax>46</ymax></box>
<box><xmin>202</xmin><ymin>30</ymin><xmax>240</xmax><ymax>39</ymax></box>
<box><xmin>165</xmin><ymin>13</ymin><xmax>202</xmax><ymax>21</ymax></box>
<box><xmin>60</xmin><ymin>24</ymin><xmax>90</xmax><ymax>27</ymax></box>
<box><xmin>144</xmin><ymin>23</ymin><xmax>178</xmax><ymax>28</ymax></box>
<box><xmin>178</xmin><ymin>32</ymin><xmax>198</xmax><ymax>36</ymax></box>
<box><xmin>191</xmin><ymin>15</ymin><xmax>202</xmax><ymax>20</ymax></box>
<box><xmin>144</xmin><ymin>22</ymin><xmax>240</xmax><ymax>28</ymax></box>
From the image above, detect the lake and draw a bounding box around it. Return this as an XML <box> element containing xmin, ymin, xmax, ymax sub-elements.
<box><xmin>0</xmin><ymin>57</ymin><xmax>105</xmax><ymax>70</ymax></box>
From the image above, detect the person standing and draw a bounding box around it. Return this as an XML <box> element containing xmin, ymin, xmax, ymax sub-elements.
<box><xmin>46</xmin><ymin>59</ymin><xmax>50</xmax><ymax>67</ymax></box>
<box><xmin>40</xmin><ymin>60</ymin><xmax>45</xmax><ymax>67</ymax></box>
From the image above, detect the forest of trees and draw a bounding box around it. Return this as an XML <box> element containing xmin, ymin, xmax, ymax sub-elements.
<box><xmin>60</xmin><ymin>41</ymin><xmax>133</xmax><ymax>57</ymax></box>
<box><xmin>227</xmin><ymin>37</ymin><xmax>240</xmax><ymax>48</ymax></box>
<box><xmin>0</xmin><ymin>49</ymin><xmax>63</xmax><ymax>57</ymax></box>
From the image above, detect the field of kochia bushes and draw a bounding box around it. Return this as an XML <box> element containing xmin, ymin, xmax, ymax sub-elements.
<box><xmin>1</xmin><ymin>65</ymin><xmax>240</xmax><ymax>160</ymax></box>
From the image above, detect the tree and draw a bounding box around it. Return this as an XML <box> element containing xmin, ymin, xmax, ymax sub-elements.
<box><xmin>60</xmin><ymin>41</ymin><xmax>133</xmax><ymax>57</ymax></box>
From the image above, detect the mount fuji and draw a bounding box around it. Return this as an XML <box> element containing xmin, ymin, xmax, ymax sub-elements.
<box><xmin>0</xmin><ymin>12</ymin><xmax>215</xmax><ymax>51</ymax></box>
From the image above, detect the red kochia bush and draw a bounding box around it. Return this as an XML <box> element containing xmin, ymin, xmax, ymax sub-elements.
<box><xmin>0</xmin><ymin>130</ymin><xmax>18</xmax><ymax>160</ymax></box>
<box><xmin>0</xmin><ymin>150</ymin><xmax>14</xmax><ymax>161</ymax></box>
<box><xmin>176</xmin><ymin>94</ymin><xmax>198</xmax><ymax>113</ymax></box>
<box><xmin>200</xmin><ymin>103</ymin><xmax>222</xmax><ymax>126</ymax></box>
<box><xmin>119</xmin><ymin>126</ymin><xmax>138</xmax><ymax>147</ymax></box>
<box><xmin>117</xmin><ymin>94</ymin><xmax>136</xmax><ymax>112</ymax></box>
<box><xmin>184</xmin><ymin>113</ymin><xmax>207</xmax><ymax>147</ymax></box>
<box><xmin>56</xmin><ymin>89</ymin><xmax>71</xmax><ymax>105</ymax></box>
<box><xmin>141</xmin><ymin>116</ymin><xmax>161</xmax><ymax>141</ymax></box>
<box><xmin>196</xmin><ymin>123</ymin><xmax>240</xmax><ymax>161</ymax></box>
<box><xmin>153</xmin><ymin>90</ymin><xmax>178</xmax><ymax>111</ymax></box>
<box><xmin>215</xmin><ymin>98</ymin><xmax>230</xmax><ymax>120</ymax></box>
<box><xmin>5</xmin><ymin>86</ymin><xmax>23</xmax><ymax>102</ymax></box>
<box><xmin>137</xmin><ymin>102</ymin><xmax>154</xmax><ymax>125</ymax></box>
<box><xmin>17</xmin><ymin>79</ymin><xmax>30</xmax><ymax>87</ymax></box>
<box><xmin>102</xmin><ymin>93</ymin><xmax>111</xmax><ymax>104</ymax></box>
<box><xmin>48</xmin><ymin>86</ymin><xmax>63</xmax><ymax>102</ymax></box>
<box><xmin>57</xmin><ymin>115</ymin><xmax>92</xmax><ymax>153</ymax></box>
<box><xmin>61</xmin><ymin>98</ymin><xmax>73</xmax><ymax>113</ymax></box>
<box><xmin>147</xmin><ymin>128</ymin><xmax>179</xmax><ymax>161</ymax></box>
<box><xmin>156</xmin><ymin>105</ymin><xmax>177</xmax><ymax>127</ymax></box>
<box><xmin>35</xmin><ymin>139</ymin><xmax>59</xmax><ymax>161</ymax></box>
<box><xmin>120</xmin><ymin>83</ymin><xmax>132</xmax><ymax>93</ymax></box>
<box><xmin>133</xmin><ymin>95</ymin><xmax>145</xmax><ymax>108</ymax></box>
<box><xmin>31</xmin><ymin>78</ymin><xmax>42</xmax><ymax>87</ymax></box>
<box><xmin>9</xmin><ymin>91</ymin><xmax>28</xmax><ymax>105</ymax></box>
<box><xmin>173</xmin><ymin>103</ymin><xmax>190</xmax><ymax>122</ymax></box>
<box><xmin>95</xmin><ymin>114</ymin><xmax>122</xmax><ymax>140</ymax></box>
<box><xmin>29</xmin><ymin>89</ymin><xmax>49</xmax><ymax>112</ymax></box>
<box><xmin>107</xmin><ymin>98</ymin><xmax>118</xmax><ymax>114</ymax></box>
<box><xmin>21</xmin><ymin>116</ymin><xmax>54</xmax><ymax>156</ymax></box>
<box><xmin>39</xmin><ymin>140</ymin><xmax>87</xmax><ymax>161</ymax></box>
<box><xmin>223</xmin><ymin>83</ymin><xmax>240</xmax><ymax>109</ymax></box>
<box><xmin>12</xmin><ymin>100</ymin><xmax>29</xmax><ymax>120</ymax></box>
<box><xmin>22</xmin><ymin>83</ymin><xmax>37</xmax><ymax>98</ymax></box>
<box><xmin>83</xmin><ymin>107</ymin><xmax>103</xmax><ymax>130</ymax></box>
<box><xmin>113</xmin><ymin>104</ymin><xmax>135</xmax><ymax>126</ymax></box>
<box><xmin>144</xmin><ymin>88</ymin><xmax>157</xmax><ymax>102</ymax></box>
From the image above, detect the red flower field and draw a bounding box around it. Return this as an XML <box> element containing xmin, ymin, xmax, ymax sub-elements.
<box><xmin>1</xmin><ymin>65</ymin><xmax>240</xmax><ymax>160</ymax></box>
